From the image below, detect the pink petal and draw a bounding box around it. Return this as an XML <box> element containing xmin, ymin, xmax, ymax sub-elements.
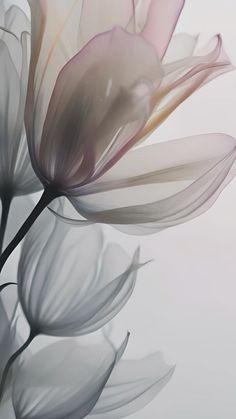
<box><xmin>36</xmin><ymin>28</ymin><xmax>162</xmax><ymax>193</ymax></box>
<box><xmin>67</xmin><ymin>134</ymin><xmax>236</xmax><ymax>234</ymax></box>
<box><xmin>141</xmin><ymin>0</ymin><xmax>185</xmax><ymax>58</ymax></box>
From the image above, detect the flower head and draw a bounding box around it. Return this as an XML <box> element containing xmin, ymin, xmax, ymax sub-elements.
<box><xmin>23</xmin><ymin>0</ymin><xmax>236</xmax><ymax>234</ymax></box>
<box><xmin>0</xmin><ymin>4</ymin><xmax>41</xmax><ymax>197</ymax></box>
<box><xmin>12</xmin><ymin>335</ymin><xmax>174</xmax><ymax>419</ymax></box>
<box><xmin>18</xmin><ymin>205</ymin><xmax>143</xmax><ymax>336</ymax></box>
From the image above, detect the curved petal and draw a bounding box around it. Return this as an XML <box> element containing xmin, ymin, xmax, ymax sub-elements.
<box><xmin>17</xmin><ymin>207</ymin><xmax>103</xmax><ymax>334</ymax></box>
<box><xmin>13</xmin><ymin>336</ymin><xmax>128</xmax><ymax>419</ymax></box>
<box><xmin>0</xmin><ymin>39</ymin><xmax>21</xmax><ymax>186</ymax></box>
<box><xmin>89</xmin><ymin>352</ymin><xmax>174</xmax><ymax>419</ymax></box>
<box><xmin>0</xmin><ymin>25</ymin><xmax>41</xmax><ymax>196</ymax></box>
<box><xmin>65</xmin><ymin>134</ymin><xmax>236</xmax><ymax>234</ymax></box>
<box><xmin>35</xmin><ymin>28</ymin><xmax>162</xmax><ymax>192</ymax></box>
<box><xmin>140</xmin><ymin>0</ymin><xmax>185</xmax><ymax>58</ymax></box>
<box><xmin>68</xmin><ymin>247</ymin><xmax>142</xmax><ymax>335</ymax></box>
<box><xmin>163</xmin><ymin>33</ymin><xmax>199</xmax><ymax>63</ymax></box>
<box><xmin>26</xmin><ymin>0</ymin><xmax>85</xmax><ymax>153</ymax></box>
<box><xmin>18</xmin><ymin>202</ymin><xmax>141</xmax><ymax>336</ymax></box>
<box><xmin>5</xmin><ymin>5</ymin><xmax>30</xmax><ymax>38</ymax></box>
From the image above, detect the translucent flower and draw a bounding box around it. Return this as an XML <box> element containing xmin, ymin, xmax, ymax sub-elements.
<box><xmin>0</xmin><ymin>4</ymin><xmax>42</xmax><ymax>252</ymax></box>
<box><xmin>0</xmin><ymin>205</ymin><xmax>144</xmax><ymax>398</ymax></box>
<box><xmin>12</xmin><ymin>337</ymin><xmax>174</xmax><ymax>419</ymax></box>
<box><xmin>0</xmin><ymin>1</ymin><xmax>235</xmax><ymax>267</ymax></box>
<box><xmin>25</xmin><ymin>0</ymin><xmax>234</xmax><ymax>197</ymax></box>
<box><xmin>17</xmin><ymin>206</ymin><xmax>143</xmax><ymax>338</ymax></box>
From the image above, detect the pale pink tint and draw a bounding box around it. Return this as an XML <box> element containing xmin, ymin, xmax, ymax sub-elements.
<box><xmin>141</xmin><ymin>0</ymin><xmax>185</xmax><ymax>58</ymax></box>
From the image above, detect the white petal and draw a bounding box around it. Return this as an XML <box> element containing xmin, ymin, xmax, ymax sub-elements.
<box><xmin>72</xmin><ymin>248</ymin><xmax>142</xmax><ymax>335</ymax></box>
<box><xmin>26</xmin><ymin>0</ymin><xmax>84</xmax><ymax>153</ymax></box>
<box><xmin>0</xmin><ymin>28</ymin><xmax>41</xmax><ymax>195</ymax></box>
<box><xmin>138</xmin><ymin>0</ymin><xmax>185</xmax><ymax>58</ymax></box>
<box><xmin>0</xmin><ymin>39</ymin><xmax>20</xmax><ymax>184</ymax></box>
<box><xmin>65</xmin><ymin>134</ymin><xmax>236</xmax><ymax>234</ymax></box>
<box><xmin>4</xmin><ymin>5</ymin><xmax>30</xmax><ymax>38</ymax></box>
<box><xmin>163</xmin><ymin>33</ymin><xmax>199</xmax><ymax>63</ymax></box>
<box><xmin>13</xmin><ymin>336</ymin><xmax>127</xmax><ymax>419</ymax></box>
<box><xmin>79</xmin><ymin>0</ymin><xmax>135</xmax><ymax>45</ymax></box>
<box><xmin>90</xmin><ymin>352</ymin><xmax>174</xmax><ymax>418</ymax></box>
<box><xmin>35</xmin><ymin>28</ymin><xmax>162</xmax><ymax>191</ymax></box>
<box><xmin>18</xmin><ymin>204</ymin><xmax>141</xmax><ymax>335</ymax></box>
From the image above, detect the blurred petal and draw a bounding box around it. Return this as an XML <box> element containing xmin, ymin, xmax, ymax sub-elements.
<box><xmin>89</xmin><ymin>352</ymin><xmax>174</xmax><ymax>418</ymax></box>
<box><xmin>4</xmin><ymin>5</ymin><xmax>30</xmax><ymax>38</ymax></box>
<box><xmin>0</xmin><ymin>39</ymin><xmax>20</xmax><ymax>185</ymax></box>
<box><xmin>35</xmin><ymin>28</ymin><xmax>161</xmax><ymax>191</ymax></box>
<box><xmin>18</xmin><ymin>203</ymin><xmax>142</xmax><ymax>336</ymax></box>
<box><xmin>13</xmin><ymin>336</ymin><xmax>128</xmax><ymax>419</ymax></box>
<box><xmin>0</xmin><ymin>399</ymin><xmax>15</xmax><ymax>419</ymax></box>
<box><xmin>163</xmin><ymin>33</ymin><xmax>199</xmax><ymax>63</ymax></box>
<box><xmin>0</xmin><ymin>12</ymin><xmax>42</xmax><ymax>196</ymax></box>
<box><xmin>72</xmin><ymin>247</ymin><xmax>142</xmax><ymax>335</ymax></box>
<box><xmin>65</xmin><ymin>134</ymin><xmax>236</xmax><ymax>234</ymax></box>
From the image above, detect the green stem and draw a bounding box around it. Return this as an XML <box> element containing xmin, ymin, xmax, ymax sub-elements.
<box><xmin>0</xmin><ymin>187</ymin><xmax>59</xmax><ymax>273</ymax></box>
<box><xmin>0</xmin><ymin>194</ymin><xmax>12</xmax><ymax>255</ymax></box>
<box><xmin>0</xmin><ymin>329</ymin><xmax>38</xmax><ymax>401</ymax></box>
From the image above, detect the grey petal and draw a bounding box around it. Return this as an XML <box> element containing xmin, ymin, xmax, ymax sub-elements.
<box><xmin>89</xmin><ymin>352</ymin><xmax>174</xmax><ymax>419</ymax></box>
<box><xmin>66</xmin><ymin>133</ymin><xmax>236</xmax><ymax>234</ymax></box>
<box><xmin>13</xmin><ymin>336</ymin><xmax>128</xmax><ymax>419</ymax></box>
<box><xmin>18</xmin><ymin>206</ymin><xmax>142</xmax><ymax>336</ymax></box>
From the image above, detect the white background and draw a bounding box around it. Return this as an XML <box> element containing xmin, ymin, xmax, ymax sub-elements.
<box><xmin>4</xmin><ymin>1</ymin><xmax>236</xmax><ymax>418</ymax></box>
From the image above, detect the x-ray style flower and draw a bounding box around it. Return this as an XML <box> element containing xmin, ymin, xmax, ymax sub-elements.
<box><xmin>0</xmin><ymin>4</ymin><xmax>42</xmax><ymax>252</ymax></box>
<box><xmin>18</xmin><ymin>208</ymin><xmax>142</xmax><ymax>337</ymax></box>
<box><xmin>12</xmin><ymin>336</ymin><xmax>174</xmax><ymax>419</ymax></box>
<box><xmin>0</xmin><ymin>0</ymin><xmax>235</xmax><ymax>269</ymax></box>
<box><xmin>0</xmin><ymin>206</ymin><xmax>144</xmax><ymax>397</ymax></box>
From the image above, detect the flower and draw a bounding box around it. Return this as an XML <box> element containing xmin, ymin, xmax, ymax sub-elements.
<box><xmin>23</xmin><ymin>0</ymin><xmax>235</xmax><ymax>235</ymax></box>
<box><xmin>0</xmin><ymin>0</ymin><xmax>235</xmax><ymax>268</ymax></box>
<box><xmin>0</xmin><ymin>4</ymin><xmax>41</xmax><ymax>198</ymax></box>
<box><xmin>0</xmin><ymin>4</ymin><xmax>42</xmax><ymax>253</ymax></box>
<box><xmin>12</xmin><ymin>336</ymin><xmax>174</xmax><ymax>419</ymax></box>
<box><xmin>17</xmin><ymin>204</ymin><xmax>143</xmax><ymax>337</ymax></box>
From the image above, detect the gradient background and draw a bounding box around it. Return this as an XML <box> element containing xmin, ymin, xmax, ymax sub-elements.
<box><xmin>4</xmin><ymin>0</ymin><xmax>236</xmax><ymax>418</ymax></box>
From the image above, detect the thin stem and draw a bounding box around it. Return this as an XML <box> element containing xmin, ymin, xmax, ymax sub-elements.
<box><xmin>0</xmin><ymin>282</ymin><xmax>17</xmax><ymax>293</ymax></box>
<box><xmin>0</xmin><ymin>187</ymin><xmax>59</xmax><ymax>273</ymax></box>
<box><xmin>0</xmin><ymin>194</ymin><xmax>12</xmax><ymax>255</ymax></box>
<box><xmin>0</xmin><ymin>329</ymin><xmax>38</xmax><ymax>401</ymax></box>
